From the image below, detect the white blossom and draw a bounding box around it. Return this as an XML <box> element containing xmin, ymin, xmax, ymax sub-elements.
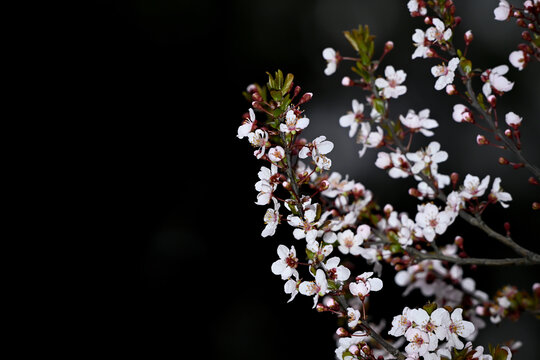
<box><xmin>415</xmin><ymin>203</ymin><xmax>453</xmax><ymax>242</ymax></box>
<box><xmin>280</xmin><ymin>109</ymin><xmax>310</xmax><ymax>134</ymax></box>
<box><xmin>357</xmin><ymin>122</ymin><xmax>384</xmax><ymax>157</ymax></box>
<box><xmin>271</xmin><ymin>244</ymin><xmax>299</xmax><ymax>280</ymax></box>
<box><xmin>339</xmin><ymin>99</ymin><xmax>364</xmax><ymax>138</ymax></box>
<box><xmin>505</xmin><ymin>111</ymin><xmax>522</xmax><ymax>128</ymax></box>
<box><xmin>322</xmin><ymin>172</ymin><xmax>355</xmax><ymax>198</ymax></box>
<box><xmin>482</xmin><ymin>65</ymin><xmax>514</xmax><ymax>97</ymax></box>
<box><xmin>347</xmin><ymin>307</ymin><xmax>361</xmax><ymax>329</ymax></box>
<box><xmin>412</xmin><ymin>29</ymin><xmax>430</xmax><ymax>59</ymax></box>
<box><xmin>399</xmin><ymin>109</ymin><xmax>438</xmax><ymax>136</ymax></box>
<box><xmin>426</xmin><ymin>18</ymin><xmax>452</xmax><ymax>44</ymax></box>
<box><xmin>405</xmin><ymin>328</ymin><xmax>430</xmax><ymax>356</ymax></box>
<box><xmin>494</xmin><ymin>0</ymin><xmax>511</xmax><ymax>21</ymax></box>
<box><xmin>324</xmin><ymin>256</ymin><xmax>351</xmax><ymax>282</ymax></box>
<box><xmin>323</xmin><ymin>47</ymin><xmax>339</xmax><ymax>76</ymax></box>
<box><xmin>248</xmin><ymin>129</ymin><xmax>269</xmax><ymax>159</ymax></box>
<box><xmin>299</xmin><ymin>269</ymin><xmax>329</xmax><ymax>307</ymax></box>
<box><xmin>509</xmin><ymin>50</ymin><xmax>526</xmax><ymax>70</ymax></box>
<box><xmin>461</xmin><ymin>174</ymin><xmax>490</xmax><ymax>199</ymax></box>
<box><xmin>349</xmin><ymin>271</ymin><xmax>383</xmax><ymax>297</ymax></box>
<box><xmin>287</xmin><ymin>209</ymin><xmax>318</xmax><ymax>243</ymax></box>
<box><xmin>490</xmin><ymin>177</ymin><xmax>512</xmax><ymax>208</ymax></box>
<box><xmin>452</xmin><ymin>104</ymin><xmax>473</xmax><ymax>123</ymax></box>
<box><xmin>237</xmin><ymin>108</ymin><xmax>256</xmax><ymax>139</ymax></box>
<box><xmin>262</xmin><ymin>198</ymin><xmax>281</xmax><ymax>237</ymax></box>
<box><xmin>389</xmin><ymin>307</ymin><xmax>412</xmax><ymax>337</ymax></box>
<box><xmin>431</xmin><ymin>57</ymin><xmax>459</xmax><ymax>91</ymax></box>
<box><xmin>267</xmin><ymin>146</ymin><xmax>285</xmax><ymax>162</ymax></box>
<box><xmin>374</xmin><ymin>66</ymin><xmax>407</xmax><ymax>99</ymax></box>
<box><xmin>406</xmin><ymin>141</ymin><xmax>448</xmax><ymax>174</ymax></box>
<box><xmin>444</xmin><ymin>308</ymin><xmax>476</xmax><ymax>350</ymax></box>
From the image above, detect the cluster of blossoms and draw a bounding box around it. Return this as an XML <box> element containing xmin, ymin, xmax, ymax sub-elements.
<box><xmin>237</xmin><ymin>1</ymin><xmax>539</xmax><ymax>359</ymax></box>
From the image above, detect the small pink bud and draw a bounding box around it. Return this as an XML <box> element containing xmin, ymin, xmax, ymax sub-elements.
<box><xmin>408</xmin><ymin>188</ymin><xmax>422</xmax><ymax>198</ymax></box>
<box><xmin>451</xmin><ymin>172</ymin><xmax>459</xmax><ymax>186</ymax></box>
<box><xmin>533</xmin><ymin>202</ymin><xmax>540</xmax><ymax>210</ymax></box>
<box><xmin>504</xmin><ymin>129</ymin><xmax>512</xmax><ymax>138</ymax></box>
<box><xmin>349</xmin><ymin>345</ymin><xmax>360</xmax><ymax>355</ymax></box>
<box><xmin>282</xmin><ymin>181</ymin><xmax>292</xmax><ymax>190</ymax></box>
<box><xmin>316</xmin><ymin>303</ymin><xmax>326</xmax><ymax>312</ymax></box>
<box><xmin>320</xmin><ymin>180</ymin><xmax>330</xmax><ymax>191</ymax></box>
<box><xmin>522</xmin><ymin>31</ymin><xmax>532</xmax><ymax>41</ymax></box>
<box><xmin>476</xmin><ymin>134</ymin><xmax>489</xmax><ymax>145</ymax></box>
<box><xmin>513</xmin><ymin>10</ymin><xmax>523</xmax><ymax>18</ymax></box>
<box><xmin>384</xmin><ymin>204</ymin><xmax>393</xmax><ymax>215</ymax></box>
<box><xmin>445</xmin><ymin>84</ymin><xmax>457</xmax><ymax>95</ymax></box>
<box><xmin>455</xmin><ymin>235</ymin><xmax>464</xmax><ymax>249</ymax></box>
<box><xmin>504</xmin><ymin>222</ymin><xmax>511</xmax><ymax>235</ymax></box>
<box><xmin>341</xmin><ymin>76</ymin><xmax>353</xmax><ymax>87</ymax></box>
<box><xmin>528</xmin><ymin>177</ymin><xmax>539</xmax><ymax>186</ymax></box>
<box><xmin>298</xmin><ymin>92</ymin><xmax>313</xmax><ymax>106</ymax></box>
<box><xmin>517</xmin><ymin>18</ymin><xmax>527</xmax><ymax>28</ymax></box>
<box><xmin>528</xmin><ymin>23</ymin><xmax>535</xmax><ymax>30</ymax></box>
<box><xmin>464</xmin><ymin>30</ymin><xmax>473</xmax><ymax>45</ymax></box>
<box><xmin>424</xmin><ymin>16</ymin><xmax>432</xmax><ymax>25</ymax></box>
<box><xmin>487</xmin><ymin>95</ymin><xmax>497</xmax><ymax>107</ymax></box>
<box><xmin>454</xmin><ymin>16</ymin><xmax>461</xmax><ymax>25</ymax></box>
<box><xmin>426</xmin><ymin>48</ymin><xmax>436</xmax><ymax>57</ymax></box>
<box><xmin>336</xmin><ymin>327</ymin><xmax>349</xmax><ymax>337</ymax></box>
<box><xmin>384</xmin><ymin>41</ymin><xmax>394</xmax><ymax>51</ymax></box>
<box><xmin>499</xmin><ymin>157</ymin><xmax>509</xmax><ymax>165</ymax></box>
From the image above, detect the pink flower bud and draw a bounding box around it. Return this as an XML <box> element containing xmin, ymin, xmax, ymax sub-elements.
<box><xmin>341</xmin><ymin>76</ymin><xmax>353</xmax><ymax>87</ymax></box>
<box><xmin>487</xmin><ymin>95</ymin><xmax>497</xmax><ymax>107</ymax></box>
<box><xmin>298</xmin><ymin>92</ymin><xmax>313</xmax><ymax>106</ymax></box>
<box><xmin>455</xmin><ymin>235</ymin><xmax>464</xmax><ymax>249</ymax></box>
<box><xmin>533</xmin><ymin>202</ymin><xmax>540</xmax><ymax>210</ymax></box>
<box><xmin>336</xmin><ymin>327</ymin><xmax>349</xmax><ymax>337</ymax></box>
<box><xmin>384</xmin><ymin>41</ymin><xmax>394</xmax><ymax>51</ymax></box>
<box><xmin>464</xmin><ymin>30</ymin><xmax>473</xmax><ymax>45</ymax></box>
<box><xmin>316</xmin><ymin>303</ymin><xmax>326</xmax><ymax>312</ymax></box>
<box><xmin>504</xmin><ymin>129</ymin><xmax>512</xmax><ymax>138</ymax></box>
<box><xmin>408</xmin><ymin>188</ymin><xmax>422</xmax><ymax>198</ymax></box>
<box><xmin>349</xmin><ymin>345</ymin><xmax>360</xmax><ymax>355</ymax></box>
<box><xmin>424</xmin><ymin>16</ymin><xmax>432</xmax><ymax>25</ymax></box>
<box><xmin>320</xmin><ymin>180</ymin><xmax>330</xmax><ymax>191</ymax></box>
<box><xmin>476</xmin><ymin>135</ymin><xmax>489</xmax><ymax>145</ymax></box>
<box><xmin>528</xmin><ymin>177</ymin><xmax>539</xmax><ymax>186</ymax></box>
<box><xmin>384</xmin><ymin>204</ymin><xmax>393</xmax><ymax>215</ymax></box>
<box><xmin>522</xmin><ymin>31</ymin><xmax>532</xmax><ymax>41</ymax></box>
<box><xmin>451</xmin><ymin>172</ymin><xmax>459</xmax><ymax>186</ymax></box>
<box><xmin>445</xmin><ymin>84</ymin><xmax>457</xmax><ymax>95</ymax></box>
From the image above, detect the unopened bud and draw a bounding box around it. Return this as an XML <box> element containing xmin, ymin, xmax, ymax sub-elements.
<box><xmin>446</xmin><ymin>84</ymin><xmax>457</xmax><ymax>95</ymax></box>
<box><xmin>424</xmin><ymin>16</ymin><xmax>432</xmax><ymax>25</ymax></box>
<box><xmin>293</xmin><ymin>85</ymin><xmax>301</xmax><ymax>99</ymax></box>
<box><xmin>384</xmin><ymin>41</ymin><xmax>394</xmax><ymax>52</ymax></box>
<box><xmin>282</xmin><ymin>181</ymin><xmax>292</xmax><ymax>190</ymax></box>
<box><xmin>514</xmin><ymin>10</ymin><xmax>523</xmax><ymax>18</ymax></box>
<box><xmin>252</xmin><ymin>101</ymin><xmax>265</xmax><ymax>111</ymax></box>
<box><xmin>504</xmin><ymin>129</ymin><xmax>512</xmax><ymax>138</ymax></box>
<box><xmin>454</xmin><ymin>16</ymin><xmax>461</xmax><ymax>25</ymax></box>
<box><xmin>341</xmin><ymin>76</ymin><xmax>353</xmax><ymax>87</ymax></box>
<box><xmin>528</xmin><ymin>177</ymin><xmax>539</xmax><ymax>186</ymax></box>
<box><xmin>504</xmin><ymin>222</ymin><xmax>511</xmax><ymax>235</ymax></box>
<box><xmin>455</xmin><ymin>236</ymin><xmax>464</xmax><ymax>249</ymax></box>
<box><xmin>498</xmin><ymin>157</ymin><xmax>509</xmax><ymax>165</ymax></box>
<box><xmin>316</xmin><ymin>303</ymin><xmax>326</xmax><ymax>312</ymax></box>
<box><xmin>464</xmin><ymin>30</ymin><xmax>473</xmax><ymax>45</ymax></box>
<box><xmin>336</xmin><ymin>327</ymin><xmax>349</xmax><ymax>337</ymax></box>
<box><xmin>408</xmin><ymin>188</ymin><xmax>422</xmax><ymax>198</ymax></box>
<box><xmin>524</xmin><ymin>0</ymin><xmax>534</xmax><ymax>11</ymax></box>
<box><xmin>521</xmin><ymin>31</ymin><xmax>532</xmax><ymax>41</ymax></box>
<box><xmin>512</xmin><ymin>162</ymin><xmax>525</xmax><ymax>169</ymax></box>
<box><xmin>384</xmin><ymin>204</ymin><xmax>394</xmax><ymax>215</ymax></box>
<box><xmin>451</xmin><ymin>172</ymin><xmax>459</xmax><ymax>186</ymax></box>
<box><xmin>476</xmin><ymin>134</ymin><xmax>489</xmax><ymax>145</ymax></box>
<box><xmin>528</xmin><ymin>23</ymin><xmax>535</xmax><ymax>30</ymax></box>
<box><xmin>533</xmin><ymin>202</ymin><xmax>540</xmax><ymax>210</ymax></box>
<box><xmin>298</xmin><ymin>92</ymin><xmax>313</xmax><ymax>106</ymax></box>
<box><xmin>320</xmin><ymin>179</ymin><xmax>330</xmax><ymax>191</ymax></box>
<box><xmin>487</xmin><ymin>95</ymin><xmax>497</xmax><ymax>107</ymax></box>
<box><xmin>426</xmin><ymin>48</ymin><xmax>436</xmax><ymax>57</ymax></box>
<box><xmin>517</xmin><ymin>18</ymin><xmax>527</xmax><ymax>27</ymax></box>
<box><xmin>349</xmin><ymin>345</ymin><xmax>360</xmax><ymax>355</ymax></box>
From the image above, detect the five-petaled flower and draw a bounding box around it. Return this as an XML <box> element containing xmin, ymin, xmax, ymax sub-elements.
<box><xmin>299</xmin><ymin>269</ymin><xmax>329</xmax><ymax>308</ymax></box>
<box><xmin>271</xmin><ymin>244</ymin><xmax>299</xmax><ymax>280</ymax></box>
<box><xmin>375</xmin><ymin>65</ymin><xmax>407</xmax><ymax>99</ymax></box>
<box><xmin>400</xmin><ymin>109</ymin><xmax>439</xmax><ymax>137</ymax></box>
<box><xmin>349</xmin><ymin>271</ymin><xmax>383</xmax><ymax>298</ymax></box>
<box><xmin>280</xmin><ymin>109</ymin><xmax>310</xmax><ymax>134</ymax></box>
<box><xmin>339</xmin><ymin>99</ymin><xmax>364</xmax><ymax>138</ymax></box>
<box><xmin>481</xmin><ymin>65</ymin><xmax>514</xmax><ymax>97</ymax></box>
<box><xmin>431</xmin><ymin>57</ymin><xmax>459</xmax><ymax>91</ymax></box>
<box><xmin>322</xmin><ymin>47</ymin><xmax>340</xmax><ymax>76</ymax></box>
<box><xmin>426</xmin><ymin>18</ymin><xmax>452</xmax><ymax>44</ymax></box>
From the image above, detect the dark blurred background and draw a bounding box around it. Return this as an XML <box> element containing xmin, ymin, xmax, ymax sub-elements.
<box><xmin>87</xmin><ymin>0</ymin><xmax>539</xmax><ymax>358</ymax></box>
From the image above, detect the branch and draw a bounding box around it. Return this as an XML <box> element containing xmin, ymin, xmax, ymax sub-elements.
<box><xmin>405</xmin><ymin>246</ymin><xmax>540</xmax><ymax>266</ymax></box>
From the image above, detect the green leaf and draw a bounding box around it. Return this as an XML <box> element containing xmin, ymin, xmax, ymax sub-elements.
<box><xmin>282</xmin><ymin>73</ymin><xmax>294</xmax><ymax>96</ymax></box>
<box><xmin>270</xmin><ymin>89</ymin><xmax>283</xmax><ymax>102</ymax></box>
<box><xmin>460</xmin><ymin>58</ymin><xmax>472</xmax><ymax>75</ymax></box>
<box><xmin>373</xmin><ymin>98</ymin><xmax>385</xmax><ymax>115</ymax></box>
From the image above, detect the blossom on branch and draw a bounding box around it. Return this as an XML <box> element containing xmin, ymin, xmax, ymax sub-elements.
<box><xmin>431</xmin><ymin>58</ymin><xmax>459</xmax><ymax>91</ymax></box>
<box><xmin>399</xmin><ymin>109</ymin><xmax>439</xmax><ymax>137</ymax></box>
<box><xmin>374</xmin><ymin>65</ymin><xmax>407</xmax><ymax>99</ymax></box>
<box><xmin>339</xmin><ymin>99</ymin><xmax>364</xmax><ymax>138</ymax></box>
<box><xmin>481</xmin><ymin>65</ymin><xmax>514</xmax><ymax>97</ymax></box>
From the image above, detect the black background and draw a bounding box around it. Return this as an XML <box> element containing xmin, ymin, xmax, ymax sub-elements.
<box><xmin>82</xmin><ymin>1</ymin><xmax>540</xmax><ymax>358</ymax></box>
